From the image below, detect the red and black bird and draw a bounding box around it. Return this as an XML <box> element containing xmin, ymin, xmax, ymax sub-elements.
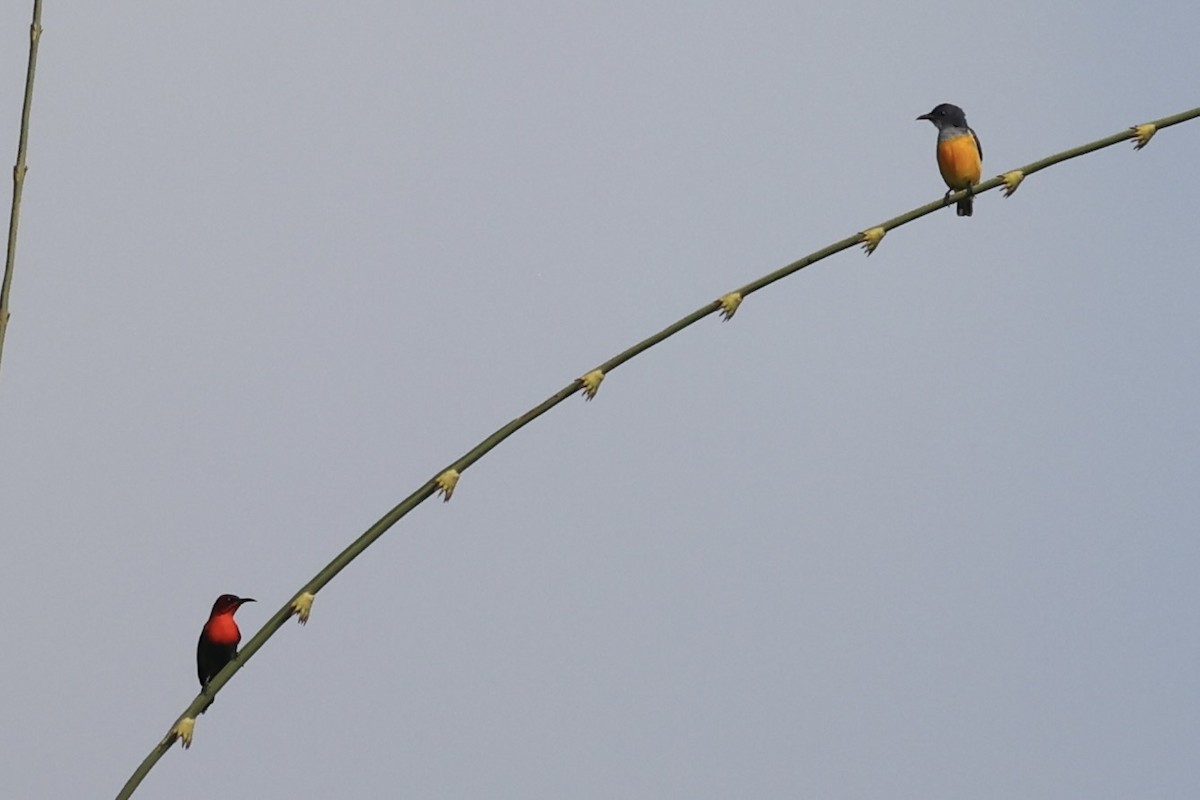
<box><xmin>197</xmin><ymin>594</ymin><xmax>255</xmax><ymax>689</ymax></box>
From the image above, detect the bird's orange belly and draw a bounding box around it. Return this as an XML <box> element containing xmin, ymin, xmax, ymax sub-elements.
<box><xmin>936</xmin><ymin>135</ymin><xmax>982</xmax><ymax>190</ymax></box>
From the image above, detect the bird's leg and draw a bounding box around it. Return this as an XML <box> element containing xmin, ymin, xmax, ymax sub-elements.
<box><xmin>943</xmin><ymin>189</ymin><xmax>954</xmax><ymax>207</ymax></box>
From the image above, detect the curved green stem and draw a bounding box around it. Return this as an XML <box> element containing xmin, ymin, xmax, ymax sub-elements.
<box><xmin>115</xmin><ymin>105</ymin><xmax>1200</xmax><ymax>799</ymax></box>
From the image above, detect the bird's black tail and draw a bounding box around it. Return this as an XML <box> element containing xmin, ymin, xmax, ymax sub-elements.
<box><xmin>957</xmin><ymin>196</ymin><xmax>973</xmax><ymax>217</ymax></box>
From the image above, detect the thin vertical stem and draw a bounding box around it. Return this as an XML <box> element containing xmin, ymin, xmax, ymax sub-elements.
<box><xmin>0</xmin><ymin>0</ymin><xmax>45</xmax><ymax>380</ymax></box>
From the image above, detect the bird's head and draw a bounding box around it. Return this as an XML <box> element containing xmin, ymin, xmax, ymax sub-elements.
<box><xmin>917</xmin><ymin>103</ymin><xmax>969</xmax><ymax>130</ymax></box>
<box><xmin>210</xmin><ymin>594</ymin><xmax>256</xmax><ymax>616</ymax></box>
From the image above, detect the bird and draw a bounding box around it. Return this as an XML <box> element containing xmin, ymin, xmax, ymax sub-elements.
<box><xmin>196</xmin><ymin>594</ymin><xmax>255</xmax><ymax>690</ymax></box>
<box><xmin>917</xmin><ymin>103</ymin><xmax>982</xmax><ymax>216</ymax></box>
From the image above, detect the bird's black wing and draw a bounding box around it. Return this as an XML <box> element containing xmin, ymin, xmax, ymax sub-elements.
<box><xmin>197</xmin><ymin>636</ymin><xmax>237</xmax><ymax>687</ymax></box>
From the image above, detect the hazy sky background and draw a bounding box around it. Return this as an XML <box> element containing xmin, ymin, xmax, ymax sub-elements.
<box><xmin>2</xmin><ymin>3</ymin><xmax>1198</xmax><ymax>798</ymax></box>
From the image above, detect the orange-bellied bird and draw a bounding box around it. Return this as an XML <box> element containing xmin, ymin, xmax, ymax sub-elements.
<box><xmin>197</xmin><ymin>594</ymin><xmax>255</xmax><ymax>689</ymax></box>
<box><xmin>917</xmin><ymin>103</ymin><xmax>982</xmax><ymax>216</ymax></box>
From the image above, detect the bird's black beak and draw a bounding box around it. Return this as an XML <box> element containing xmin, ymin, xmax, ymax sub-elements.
<box><xmin>240</xmin><ymin>597</ymin><xmax>257</xmax><ymax>605</ymax></box>
<box><xmin>916</xmin><ymin>112</ymin><xmax>932</xmax><ymax>121</ymax></box>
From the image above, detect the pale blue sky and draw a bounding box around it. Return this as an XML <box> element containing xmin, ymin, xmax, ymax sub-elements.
<box><xmin>2</xmin><ymin>3</ymin><xmax>1198</xmax><ymax>798</ymax></box>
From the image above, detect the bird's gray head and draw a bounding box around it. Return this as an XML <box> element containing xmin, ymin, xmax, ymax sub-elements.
<box><xmin>917</xmin><ymin>103</ymin><xmax>969</xmax><ymax>131</ymax></box>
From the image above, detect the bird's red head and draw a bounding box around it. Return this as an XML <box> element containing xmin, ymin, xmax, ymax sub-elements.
<box><xmin>210</xmin><ymin>594</ymin><xmax>256</xmax><ymax>617</ymax></box>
